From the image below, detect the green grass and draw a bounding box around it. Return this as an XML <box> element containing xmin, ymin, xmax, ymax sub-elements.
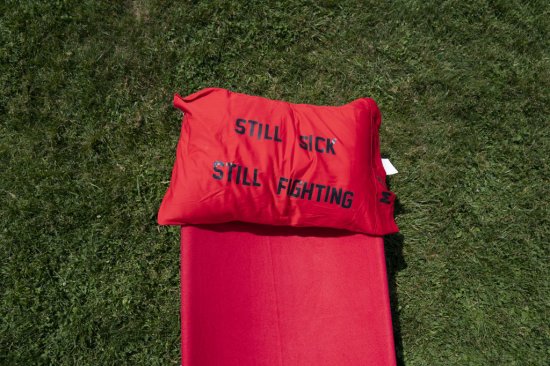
<box><xmin>1</xmin><ymin>0</ymin><xmax>548</xmax><ymax>364</ymax></box>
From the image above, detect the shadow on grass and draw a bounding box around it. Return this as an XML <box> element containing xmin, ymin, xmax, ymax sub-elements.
<box><xmin>385</xmin><ymin>221</ymin><xmax>406</xmax><ymax>364</ymax></box>
<box><xmin>384</xmin><ymin>173</ymin><xmax>407</xmax><ymax>365</ymax></box>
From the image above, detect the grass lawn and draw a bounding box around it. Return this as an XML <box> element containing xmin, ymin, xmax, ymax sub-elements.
<box><xmin>1</xmin><ymin>1</ymin><xmax>548</xmax><ymax>365</ymax></box>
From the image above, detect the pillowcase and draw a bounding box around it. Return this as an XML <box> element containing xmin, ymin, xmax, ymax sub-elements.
<box><xmin>157</xmin><ymin>87</ymin><xmax>398</xmax><ymax>235</ymax></box>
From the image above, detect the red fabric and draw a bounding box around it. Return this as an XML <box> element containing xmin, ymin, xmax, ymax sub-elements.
<box><xmin>180</xmin><ymin>223</ymin><xmax>397</xmax><ymax>366</ymax></box>
<box><xmin>159</xmin><ymin>88</ymin><xmax>398</xmax><ymax>235</ymax></box>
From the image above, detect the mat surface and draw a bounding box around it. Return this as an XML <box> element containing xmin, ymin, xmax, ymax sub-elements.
<box><xmin>180</xmin><ymin>223</ymin><xmax>396</xmax><ymax>366</ymax></box>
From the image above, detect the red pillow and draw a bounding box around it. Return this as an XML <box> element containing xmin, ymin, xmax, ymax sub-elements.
<box><xmin>158</xmin><ymin>87</ymin><xmax>398</xmax><ymax>235</ymax></box>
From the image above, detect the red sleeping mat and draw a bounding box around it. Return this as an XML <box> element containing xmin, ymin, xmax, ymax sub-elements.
<box><xmin>179</xmin><ymin>223</ymin><xmax>396</xmax><ymax>366</ymax></box>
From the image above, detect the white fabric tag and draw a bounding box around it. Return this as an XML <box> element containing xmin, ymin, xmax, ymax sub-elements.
<box><xmin>382</xmin><ymin>159</ymin><xmax>398</xmax><ymax>175</ymax></box>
